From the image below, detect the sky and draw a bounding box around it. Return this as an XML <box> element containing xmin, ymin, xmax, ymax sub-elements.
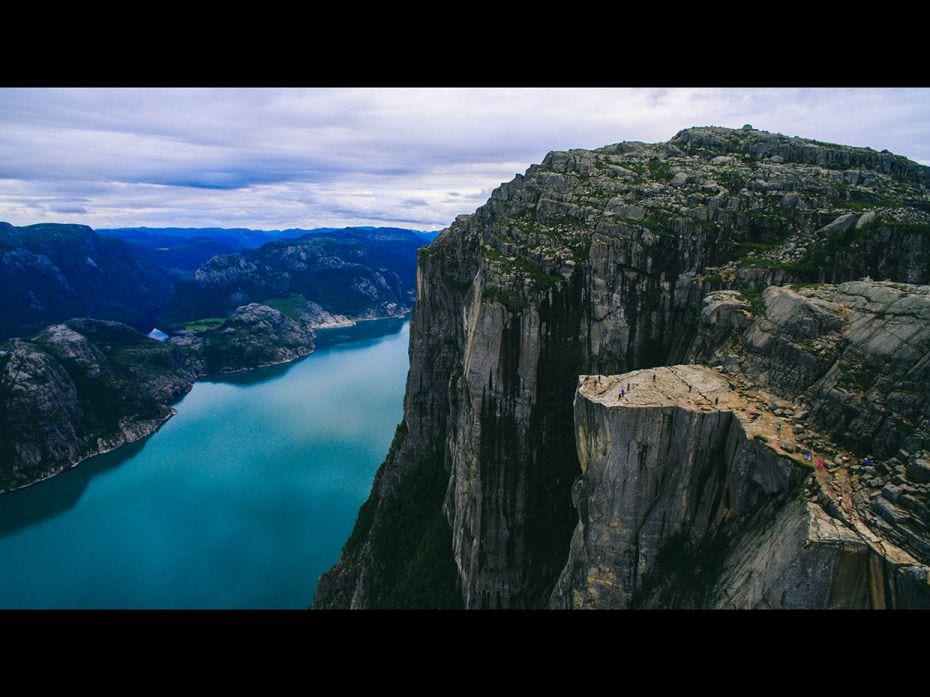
<box><xmin>1</xmin><ymin>88</ymin><xmax>928</xmax><ymax>232</ymax></box>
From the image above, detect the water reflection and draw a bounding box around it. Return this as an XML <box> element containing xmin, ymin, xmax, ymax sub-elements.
<box><xmin>0</xmin><ymin>440</ymin><xmax>156</xmax><ymax>538</ymax></box>
<box><xmin>0</xmin><ymin>317</ymin><xmax>410</xmax><ymax>608</ymax></box>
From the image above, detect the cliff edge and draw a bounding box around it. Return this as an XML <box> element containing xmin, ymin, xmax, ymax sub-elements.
<box><xmin>315</xmin><ymin>125</ymin><xmax>930</xmax><ymax>609</ymax></box>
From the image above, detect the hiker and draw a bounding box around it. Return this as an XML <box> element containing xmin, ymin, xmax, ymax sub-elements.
<box><xmin>715</xmin><ymin>397</ymin><xmax>718</xmax><ymax>405</ymax></box>
<box><xmin>653</xmin><ymin>374</ymin><xmax>656</xmax><ymax>382</ymax></box>
<box><xmin>817</xmin><ymin>459</ymin><xmax>824</xmax><ymax>469</ymax></box>
<box><xmin>620</xmin><ymin>387</ymin><xmax>625</xmax><ymax>399</ymax></box>
<box><xmin>806</xmin><ymin>450</ymin><xmax>812</xmax><ymax>461</ymax></box>
<box><xmin>776</xmin><ymin>423</ymin><xmax>782</xmax><ymax>433</ymax></box>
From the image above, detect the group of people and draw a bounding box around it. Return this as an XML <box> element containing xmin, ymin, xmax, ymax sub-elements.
<box><xmin>774</xmin><ymin>422</ymin><xmax>826</xmax><ymax>469</ymax></box>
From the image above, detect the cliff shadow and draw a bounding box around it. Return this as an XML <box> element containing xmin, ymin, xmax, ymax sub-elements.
<box><xmin>0</xmin><ymin>438</ymin><xmax>150</xmax><ymax>538</ymax></box>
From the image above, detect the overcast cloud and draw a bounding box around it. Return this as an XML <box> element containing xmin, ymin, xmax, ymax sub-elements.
<box><xmin>1</xmin><ymin>88</ymin><xmax>927</xmax><ymax>231</ymax></box>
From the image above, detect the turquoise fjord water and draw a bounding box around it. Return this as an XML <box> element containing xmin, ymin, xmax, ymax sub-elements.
<box><xmin>0</xmin><ymin>318</ymin><xmax>410</xmax><ymax>609</ymax></box>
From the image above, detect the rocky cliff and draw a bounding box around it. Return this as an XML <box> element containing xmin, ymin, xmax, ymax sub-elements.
<box><xmin>0</xmin><ymin>319</ymin><xmax>197</xmax><ymax>492</ymax></box>
<box><xmin>687</xmin><ymin>281</ymin><xmax>930</xmax><ymax>571</ymax></box>
<box><xmin>552</xmin><ymin>365</ymin><xmax>928</xmax><ymax>608</ymax></box>
<box><xmin>315</xmin><ymin>125</ymin><xmax>930</xmax><ymax>609</ymax></box>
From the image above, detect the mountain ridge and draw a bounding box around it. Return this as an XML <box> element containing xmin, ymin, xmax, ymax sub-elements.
<box><xmin>314</xmin><ymin>125</ymin><xmax>930</xmax><ymax>609</ymax></box>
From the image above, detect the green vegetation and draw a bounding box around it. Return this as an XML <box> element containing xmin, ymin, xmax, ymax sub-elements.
<box><xmin>172</xmin><ymin>317</ymin><xmax>226</xmax><ymax>332</ymax></box>
<box><xmin>642</xmin><ymin>208</ymin><xmax>678</xmax><ymax>237</ymax></box>
<box><xmin>739</xmin><ymin>289</ymin><xmax>766</xmax><ymax>318</ymax></box>
<box><xmin>736</xmin><ymin>257</ymin><xmax>808</xmax><ymax>273</ymax></box>
<box><xmin>482</xmin><ymin>287</ymin><xmax>529</xmax><ymax>312</ymax></box>
<box><xmin>894</xmin><ymin>223</ymin><xmax>930</xmax><ymax>236</ymax></box>
<box><xmin>483</xmin><ymin>247</ymin><xmax>564</xmax><ymax>289</ymax></box>
<box><xmin>260</xmin><ymin>293</ymin><xmax>307</xmax><ymax>319</ymax></box>
<box><xmin>799</xmin><ymin>215</ymin><xmax>888</xmax><ymax>272</ymax></box>
<box><xmin>717</xmin><ymin>168</ymin><xmax>746</xmax><ymax>193</ymax></box>
<box><xmin>736</xmin><ymin>241</ymin><xmax>779</xmax><ymax>252</ymax></box>
<box><xmin>833</xmin><ymin>199</ymin><xmax>877</xmax><ymax>211</ymax></box>
<box><xmin>647</xmin><ymin>159</ymin><xmax>672</xmax><ymax>181</ymax></box>
<box><xmin>346</xmin><ymin>424</ymin><xmax>462</xmax><ymax>609</ymax></box>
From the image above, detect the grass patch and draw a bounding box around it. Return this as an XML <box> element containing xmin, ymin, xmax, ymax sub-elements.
<box><xmin>737</xmin><ymin>257</ymin><xmax>808</xmax><ymax>272</ymax></box>
<box><xmin>260</xmin><ymin>293</ymin><xmax>307</xmax><ymax>319</ymax></box>
<box><xmin>739</xmin><ymin>289</ymin><xmax>766</xmax><ymax>318</ymax></box>
<box><xmin>894</xmin><ymin>223</ymin><xmax>930</xmax><ymax>236</ymax></box>
<box><xmin>484</xmin><ymin>247</ymin><xmax>564</xmax><ymax>289</ymax></box>
<box><xmin>482</xmin><ymin>287</ymin><xmax>529</xmax><ymax>311</ymax></box>
<box><xmin>647</xmin><ymin>159</ymin><xmax>673</xmax><ymax>181</ymax></box>
<box><xmin>833</xmin><ymin>199</ymin><xmax>877</xmax><ymax>211</ymax></box>
<box><xmin>172</xmin><ymin>317</ymin><xmax>226</xmax><ymax>332</ymax></box>
<box><xmin>736</xmin><ymin>241</ymin><xmax>779</xmax><ymax>252</ymax></box>
<box><xmin>717</xmin><ymin>168</ymin><xmax>746</xmax><ymax>193</ymax></box>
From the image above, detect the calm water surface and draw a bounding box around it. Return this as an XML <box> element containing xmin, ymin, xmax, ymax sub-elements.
<box><xmin>0</xmin><ymin>318</ymin><xmax>409</xmax><ymax>608</ymax></box>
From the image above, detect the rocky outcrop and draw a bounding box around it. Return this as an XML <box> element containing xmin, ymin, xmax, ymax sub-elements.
<box><xmin>315</xmin><ymin>126</ymin><xmax>930</xmax><ymax>609</ymax></box>
<box><xmin>0</xmin><ymin>319</ymin><xmax>198</xmax><ymax>492</ymax></box>
<box><xmin>550</xmin><ymin>366</ymin><xmax>929</xmax><ymax>609</ymax></box>
<box><xmin>688</xmin><ymin>281</ymin><xmax>930</xmax><ymax>568</ymax></box>
<box><xmin>170</xmin><ymin>303</ymin><xmax>316</xmax><ymax>374</ymax></box>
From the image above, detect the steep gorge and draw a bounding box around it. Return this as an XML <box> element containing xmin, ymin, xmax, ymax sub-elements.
<box><xmin>315</xmin><ymin>126</ymin><xmax>930</xmax><ymax>609</ymax></box>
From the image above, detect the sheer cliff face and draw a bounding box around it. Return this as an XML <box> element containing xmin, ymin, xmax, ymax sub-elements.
<box><xmin>314</xmin><ymin>126</ymin><xmax>930</xmax><ymax>609</ymax></box>
<box><xmin>553</xmin><ymin>366</ymin><xmax>929</xmax><ymax>609</ymax></box>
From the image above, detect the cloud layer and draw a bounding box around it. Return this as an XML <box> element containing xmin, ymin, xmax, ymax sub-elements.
<box><xmin>1</xmin><ymin>88</ymin><xmax>927</xmax><ymax>231</ymax></box>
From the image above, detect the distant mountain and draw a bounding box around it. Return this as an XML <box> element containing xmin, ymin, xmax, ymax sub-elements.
<box><xmin>0</xmin><ymin>223</ymin><xmax>441</xmax><ymax>341</ymax></box>
<box><xmin>99</xmin><ymin>226</ymin><xmax>440</xmax><ymax>279</ymax></box>
<box><xmin>0</xmin><ymin>223</ymin><xmax>172</xmax><ymax>339</ymax></box>
<box><xmin>160</xmin><ymin>227</ymin><xmax>429</xmax><ymax>326</ymax></box>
